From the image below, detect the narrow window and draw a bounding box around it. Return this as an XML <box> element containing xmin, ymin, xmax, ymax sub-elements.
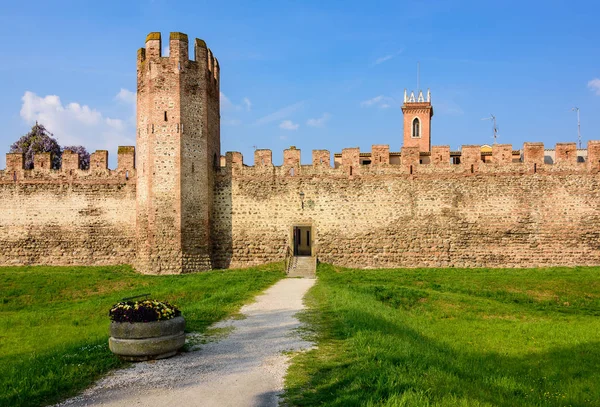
<box><xmin>151</xmin><ymin>124</ymin><xmax>154</xmax><ymax>133</ymax></box>
<box><xmin>261</xmin><ymin>158</ymin><xmax>265</xmax><ymax>165</ymax></box>
<box><xmin>534</xmin><ymin>163</ymin><xmax>537</xmax><ymax>173</ymax></box>
<box><xmin>412</xmin><ymin>118</ymin><xmax>420</xmax><ymax>138</ymax></box>
<box><xmin>192</xmin><ymin>163</ymin><xmax>194</xmax><ymax>173</ymax></box>
<box><xmin>69</xmin><ymin>169</ymin><xmax>73</xmax><ymax>176</ymax></box>
<box><xmin>41</xmin><ymin>161</ymin><xmax>44</xmax><ymax>168</ymax></box>
<box><xmin>471</xmin><ymin>164</ymin><xmax>474</xmax><ymax>173</ymax></box>
<box><xmin>13</xmin><ymin>171</ymin><xmax>16</xmax><ymax>181</ymax></box>
<box><xmin>164</xmin><ymin>111</ymin><xmax>168</xmax><ymax>121</ymax></box>
<box><xmin>290</xmin><ymin>168</ymin><xmax>295</xmax><ymax>176</ymax></box>
<box><xmin>178</xmin><ymin>62</ymin><xmax>181</xmax><ymax>71</ymax></box>
<box><xmin>320</xmin><ymin>158</ymin><xmax>323</xmax><ymax>164</ymax></box>
<box><xmin>410</xmin><ymin>165</ymin><xmax>413</xmax><ymax>174</ymax></box>
<box><xmin>349</xmin><ymin>166</ymin><xmax>353</xmax><ymax>176</ymax></box>
<box><xmin>126</xmin><ymin>170</ymin><xmax>129</xmax><ymax>180</ymax></box>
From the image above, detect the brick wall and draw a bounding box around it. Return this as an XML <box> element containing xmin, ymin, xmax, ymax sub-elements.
<box><xmin>213</xmin><ymin>143</ymin><xmax>600</xmax><ymax>269</ymax></box>
<box><xmin>0</xmin><ymin>150</ymin><xmax>136</xmax><ymax>265</ymax></box>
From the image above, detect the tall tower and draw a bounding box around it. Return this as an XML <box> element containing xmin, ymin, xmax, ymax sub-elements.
<box><xmin>402</xmin><ymin>89</ymin><xmax>433</xmax><ymax>152</ymax></box>
<box><xmin>136</xmin><ymin>32</ymin><xmax>220</xmax><ymax>274</ymax></box>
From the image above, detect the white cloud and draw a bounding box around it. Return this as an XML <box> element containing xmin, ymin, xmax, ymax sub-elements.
<box><xmin>221</xmin><ymin>92</ymin><xmax>252</xmax><ymax>111</ymax></box>
<box><xmin>360</xmin><ymin>95</ymin><xmax>394</xmax><ymax>109</ymax></box>
<box><xmin>372</xmin><ymin>49</ymin><xmax>404</xmax><ymax>66</ymax></box>
<box><xmin>115</xmin><ymin>88</ymin><xmax>136</xmax><ymax>105</ymax></box>
<box><xmin>255</xmin><ymin>101</ymin><xmax>305</xmax><ymax>125</ymax></box>
<box><xmin>307</xmin><ymin>113</ymin><xmax>331</xmax><ymax>128</ymax></box>
<box><xmin>243</xmin><ymin>97</ymin><xmax>252</xmax><ymax>111</ymax></box>
<box><xmin>19</xmin><ymin>90</ymin><xmax>135</xmax><ymax>155</ymax></box>
<box><xmin>588</xmin><ymin>78</ymin><xmax>600</xmax><ymax>95</ymax></box>
<box><xmin>279</xmin><ymin>120</ymin><xmax>299</xmax><ymax>130</ymax></box>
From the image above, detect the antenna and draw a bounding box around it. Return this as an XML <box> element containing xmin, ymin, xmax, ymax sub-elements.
<box><xmin>571</xmin><ymin>107</ymin><xmax>581</xmax><ymax>149</ymax></box>
<box><xmin>417</xmin><ymin>61</ymin><xmax>420</xmax><ymax>92</ymax></box>
<box><xmin>481</xmin><ymin>114</ymin><xmax>498</xmax><ymax>144</ymax></box>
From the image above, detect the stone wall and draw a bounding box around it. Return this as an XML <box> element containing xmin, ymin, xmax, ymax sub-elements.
<box><xmin>0</xmin><ymin>150</ymin><xmax>136</xmax><ymax>265</ymax></box>
<box><xmin>213</xmin><ymin>141</ymin><xmax>600</xmax><ymax>269</ymax></box>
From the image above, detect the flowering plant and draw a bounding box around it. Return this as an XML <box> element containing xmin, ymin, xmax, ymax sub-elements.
<box><xmin>109</xmin><ymin>299</ymin><xmax>181</xmax><ymax>323</ymax></box>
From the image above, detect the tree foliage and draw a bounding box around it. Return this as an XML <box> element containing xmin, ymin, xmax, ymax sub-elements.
<box><xmin>10</xmin><ymin>123</ymin><xmax>61</xmax><ymax>169</ymax></box>
<box><xmin>10</xmin><ymin>123</ymin><xmax>91</xmax><ymax>170</ymax></box>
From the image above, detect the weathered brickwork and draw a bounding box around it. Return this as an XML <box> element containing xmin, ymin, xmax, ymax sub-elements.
<box><xmin>135</xmin><ymin>32</ymin><xmax>219</xmax><ymax>274</ymax></box>
<box><xmin>0</xmin><ymin>151</ymin><xmax>136</xmax><ymax>265</ymax></box>
<box><xmin>213</xmin><ymin>143</ymin><xmax>600</xmax><ymax>269</ymax></box>
<box><xmin>1</xmin><ymin>31</ymin><xmax>599</xmax><ymax>273</ymax></box>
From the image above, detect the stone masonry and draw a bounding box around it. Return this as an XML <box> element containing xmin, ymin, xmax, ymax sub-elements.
<box><xmin>0</xmin><ymin>31</ymin><xmax>599</xmax><ymax>273</ymax></box>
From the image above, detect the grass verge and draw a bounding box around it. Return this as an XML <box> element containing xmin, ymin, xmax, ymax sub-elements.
<box><xmin>283</xmin><ymin>264</ymin><xmax>600</xmax><ymax>407</ymax></box>
<box><xmin>0</xmin><ymin>263</ymin><xmax>284</xmax><ymax>407</ymax></box>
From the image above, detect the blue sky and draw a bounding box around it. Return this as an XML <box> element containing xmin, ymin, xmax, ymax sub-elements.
<box><xmin>1</xmin><ymin>0</ymin><xmax>599</xmax><ymax>167</ymax></box>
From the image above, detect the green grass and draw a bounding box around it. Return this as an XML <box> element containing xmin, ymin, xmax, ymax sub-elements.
<box><xmin>283</xmin><ymin>264</ymin><xmax>600</xmax><ymax>407</ymax></box>
<box><xmin>0</xmin><ymin>263</ymin><xmax>284</xmax><ymax>407</ymax></box>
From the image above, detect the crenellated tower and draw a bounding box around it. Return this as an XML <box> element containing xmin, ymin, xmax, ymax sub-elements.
<box><xmin>135</xmin><ymin>32</ymin><xmax>220</xmax><ymax>274</ymax></box>
<box><xmin>402</xmin><ymin>89</ymin><xmax>433</xmax><ymax>153</ymax></box>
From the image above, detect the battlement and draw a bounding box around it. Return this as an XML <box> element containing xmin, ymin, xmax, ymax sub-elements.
<box><xmin>137</xmin><ymin>31</ymin><xmax>219</xmax><ymax>84</ymax></box>
<box><xmin>221</xmin><ymin>141</ymin><xmax>599</xmax><ymax>177</ymax></box>
<box><xmin>2</xmin><ymin>146</ymin><xmax>135</xmax><ymax>182</ymax></box>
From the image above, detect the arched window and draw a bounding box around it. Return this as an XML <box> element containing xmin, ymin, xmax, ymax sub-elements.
<box><xmin>412</xmin><ymin>118</ymin><xmax>420</xmax><ymax>138</ymax></box>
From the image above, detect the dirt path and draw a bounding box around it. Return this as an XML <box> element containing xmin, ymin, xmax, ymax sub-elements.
<box><xmin>56</xmin><ymin>278</ymin><xmax>315</xmax><ymax>407</ymax></box>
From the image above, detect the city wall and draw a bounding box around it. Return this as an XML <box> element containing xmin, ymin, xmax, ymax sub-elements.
<box><xmin>0</xmin><ymin>148</ymin><xmax>136</xmax><ymax>265</ymax></box>
<box><xmin>213</xmin><ymin>141</ymin><xmax>600</xmax><ymax>269</ymax></box>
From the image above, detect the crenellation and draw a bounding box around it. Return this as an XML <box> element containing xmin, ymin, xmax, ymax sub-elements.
<box><xmin>371</xmin><ymin>145</ymin><xmax>390</xmax><ymax>165</ymax></box>
<box><xmin>4</xmin><ymin>30</ymin><xmax>600</xmax><ymax>273</ymax></box>
<box><xmin>169</xmin><ymin>32</ymin><xmax>189</xmax><ymax>61</ymax></box>
<box><xmin>254</xmin><ymin>149</ymin><xmax>273</xmax><ymax>167</ymax></box>
<box><xmin>117</xmin><ymin>146</ymin><xmax>135</xmax><ymax>170</ymax></box>
<box><xmin>6</xmin><ymin>153</ymin><xmax>24</xmax><ymax>171</ymax></box>
<box><xmin>523</xmin><ymin>142</ymin><xmax>545</xmax><ymax>167</ymax></box>
<box><xmin>461</xmin><ymin>145</ymin><xmax>481</xmax><ymax>168</ymax></box>
<box><xmin>90</xmin><ymin>150</ymin><xmax>108</xmax><ymax>171</ymax></box>
<box><xmin>284</xmin><ymin>147</ymin><xmax>301</xmax><ymax>168</ymax></box>
<box><xmin>587</xmin><ymin>140</ymin><xmax>600</xmax><ymax>171</ymax></box>
<box><xmin>62</xmin><ymin>150</ymin><xmax>80</xmax><ymax>171</ymax></box>
<box><xmin>431</xmin><ymin>146</ymin><xmax>450</xmax><ymax>166</ymax></box>
<box><xmin>312</xmin><ymin>150</ymin><xmax>331</xmax><ymax>168</ymax></box>
<box><xmin>492</xmin><ymin>144</ymin><xmax>513</xmax><ymax>164</ymax></box>
<box><xmin>145</xmin><ymin>32</ymin><xmax>162</xmax><ymax>59</ymax></box>
<box><xmin>341</xmin><ymin>148</ymin><xmax>360</xmax><ymax>175</ymax></box>
<box><xmin>555</xmin><ymin>142</ymin><xmax>577</xmax><ymax>164</ymax></box>
<box><xmin>401</xmin><ymin>146</ymin><xmax>419</xmax><ymax>167</ymax></box>
<box><xmin>33</xmin><ymin>152</ymin><xmax>53</xmax><ymax>171</ymax></box>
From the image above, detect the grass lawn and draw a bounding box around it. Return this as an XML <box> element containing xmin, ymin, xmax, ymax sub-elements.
<box><xmin>0</xmin><ymin>264</ymin><xmax>284</xmax><ymax>407</ymax></box>
<box><xmin>284</xmin><ymin>264</ymin><xmax>600</xmax><ymax>407</ymax></box>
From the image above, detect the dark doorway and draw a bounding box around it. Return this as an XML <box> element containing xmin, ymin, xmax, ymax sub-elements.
<box><xmin>293</xmin><ymin>226</ymin><xmax>312</xmax><ymax>256</ymax></box>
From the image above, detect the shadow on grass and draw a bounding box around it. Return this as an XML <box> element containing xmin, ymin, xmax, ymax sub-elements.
<box><xmin>285</xmin><ymin>304</ymin><xmax>599</xmax><ymax>407</ymax></box>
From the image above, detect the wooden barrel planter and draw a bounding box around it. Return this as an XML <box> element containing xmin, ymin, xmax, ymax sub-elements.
<box><xmin>109</xmin><ymin>316</ymin><xmax>186</xmax><ymax>361</ymax></box>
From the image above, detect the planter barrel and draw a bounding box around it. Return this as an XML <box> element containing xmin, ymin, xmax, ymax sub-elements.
<box><xmin>109</xmin><ymin>316</ymin><xmax>186</xmax><ymax>361</ymax></box>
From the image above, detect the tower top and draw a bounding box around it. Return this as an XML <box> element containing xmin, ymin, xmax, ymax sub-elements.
<box><xmin>404</xmin><ymin>89</ymin><xmax>431</xmax><ymax>104</ymax></box>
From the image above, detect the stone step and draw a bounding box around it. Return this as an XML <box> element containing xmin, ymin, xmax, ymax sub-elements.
<box><xmin>287</xmin><ymin>256</ymin><xmax>316</xmax><ymax>279</ymax></box>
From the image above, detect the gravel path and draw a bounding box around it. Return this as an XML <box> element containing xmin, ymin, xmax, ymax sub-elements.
<box><xmin>55</xmin><ymin>278</ymin><xmax>315</xmax><ymax>407</ymax></box>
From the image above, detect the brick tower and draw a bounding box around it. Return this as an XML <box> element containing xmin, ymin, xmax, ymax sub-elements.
<box><xmin>402</xmin><ymin>89</ymin><xmax>433</xmax><ymax>152</ymax></box>
<box><xmin>135</xmin><ymin>32</ymin><xmax>220</xmax><ymax>274</ymax></box>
